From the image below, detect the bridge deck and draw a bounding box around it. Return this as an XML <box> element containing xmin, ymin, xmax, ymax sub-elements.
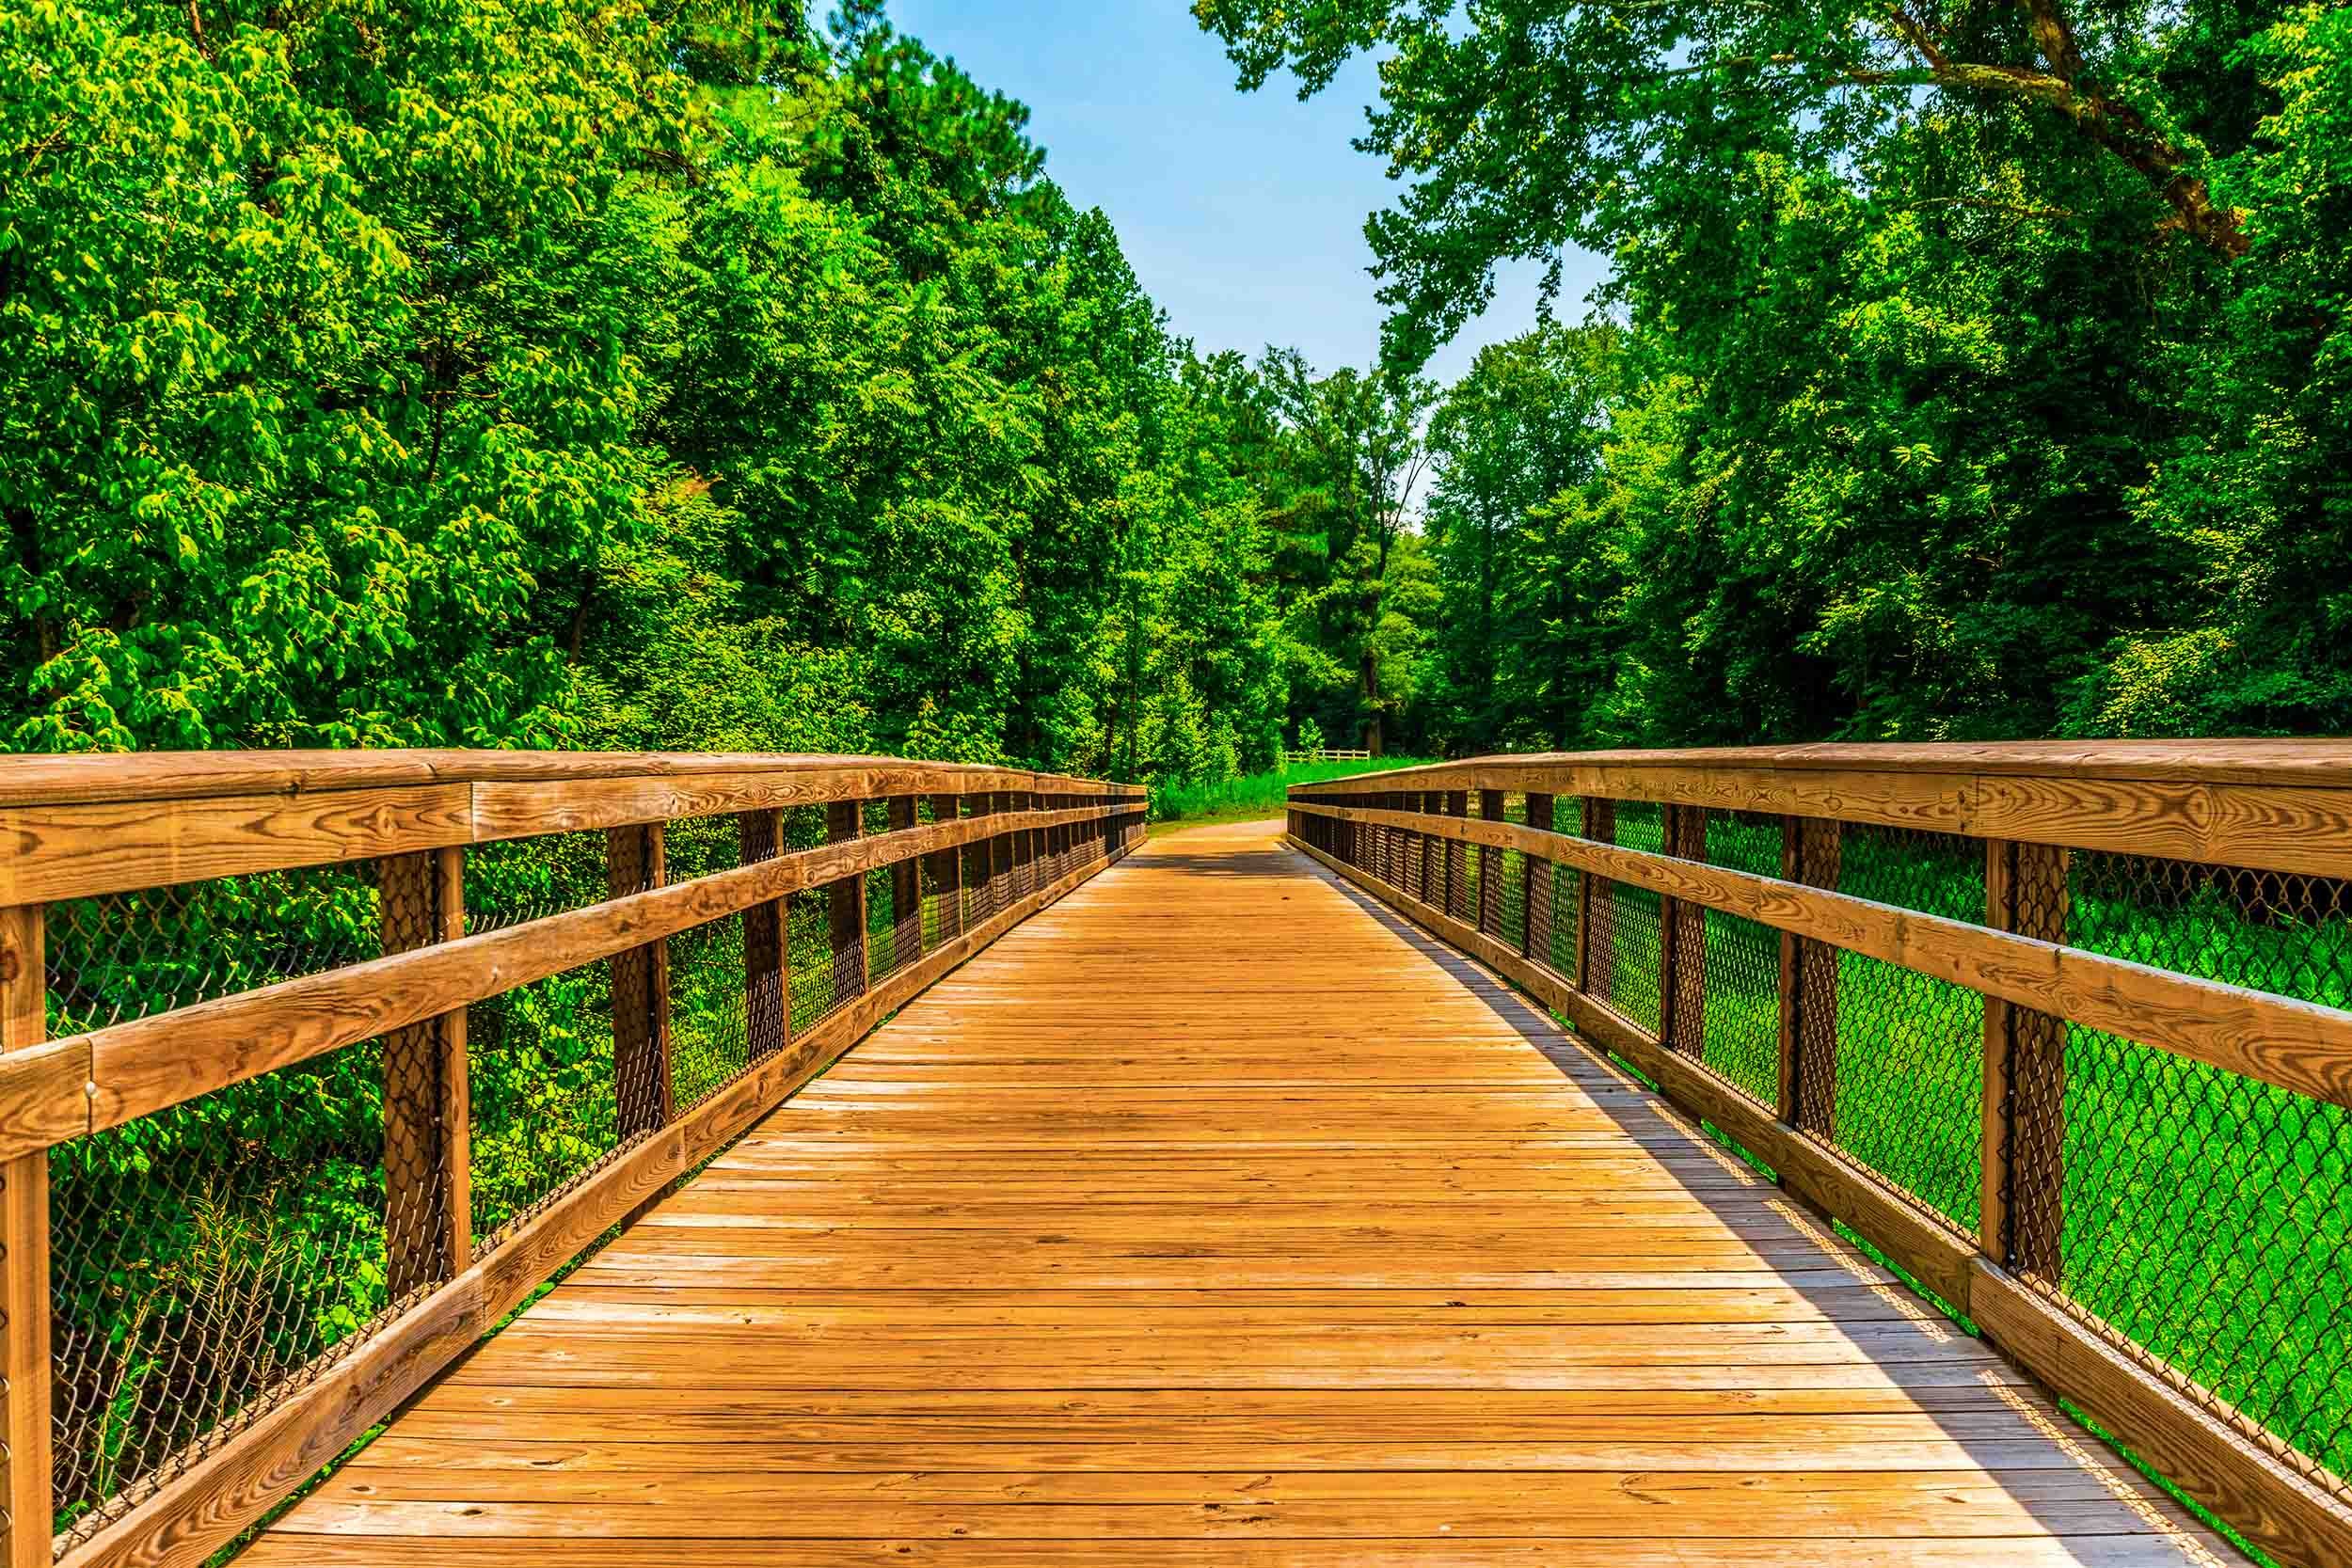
<box><xmin>251</xmin><ymin>820</ymin><xmax>2229</xmax><ymax>1566</ymax></box>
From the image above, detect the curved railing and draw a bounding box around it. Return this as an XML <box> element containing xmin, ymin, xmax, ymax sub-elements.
<box><xmin>0</xmin><ymin>752</ymin><xmax>1146</xmax><ymax>1567</ymax></box>
<box><xmin>1290</xmin><ymin>741</ymin><xmax>2352</xmax><ymax>1568</ymax></box>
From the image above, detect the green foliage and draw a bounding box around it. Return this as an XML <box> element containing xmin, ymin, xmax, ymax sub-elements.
<box><xmin>1195</xmin><ymin>0</ymin><xmax>2352</xmax><ymax>746</ymax></box>
<box><xmin>1150</xmin><ymin>755</ymin><xmax>1439</xmax><ymax>825</ymax></box>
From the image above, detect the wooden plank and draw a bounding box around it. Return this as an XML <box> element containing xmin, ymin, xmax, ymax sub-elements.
<box><xmin>0</xmin><ymin>751</ymin><xmax>1147</xmax><ymax>812</ymax></box>
<box><xmin>0</xmin><ymin>904</ymin><xmax>53</xmax><ymax>1568</ymax></box>
<box><xmin>0</xmin><ymin>754</ymin><xmax>1142</xmax><ymax>908</ymax></box>
<box><xmin>0</xmin><ymin>784</ymin><xmax>476</xmax><ymax>904</ymax></box>
<box><xmin>380</xmin><ymin>847</ymin><xmax>471</xmax><ymax>1296</ymax></box>
<box><xmin>1970</xmin><ymin>1261</ymin><xmax>2352</xmax><ymax>1568</ymax></box>
<box><xmin>249</xmin><ymin>820</ymin><xmax>2221</xmax><ymax>1568</ymax></box>
<box><xmin>1292</xmin><ymin>800</ymin><xmax>2352</xmax><ymax>1110</ymax></box>
<box><xmin>1290</xmin><ymin>832</ymin><xmax>1981</xmax><ymax>1316</ymax></box>
<box><xmin>608</xmin><ymin>822</ymin><xmax>673</xmax><ymax>1138</ymax></box>
<box><xmin>1291</xmin><ymin>750</ymin><xmax>2352</xmax><ymax>879</ymax></box>
<box><xmin>61</xmin><ymin>839</ymin><xmax>1134</xmax><ymax>1568</ymax></box>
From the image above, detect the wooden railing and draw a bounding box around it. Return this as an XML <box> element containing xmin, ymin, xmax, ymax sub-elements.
<box><xmin>1280</xmin><ymin>748</ymin><xmax>1372</xmax><ymax>766</ymax></box>
<box><xmin>1290</xmin><ymin>741</ymin><xmax>2352</xmax><ymax>1568</ymax></box>
<box><xmin>0</xmin><ymin>752</ymin><xmax>1145</xmax><ymax>1568</ymax></box>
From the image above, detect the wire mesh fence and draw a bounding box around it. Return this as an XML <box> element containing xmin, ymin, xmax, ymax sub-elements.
<box><xmin>1824</xmin><ymin>826</ymin><xmax>1988</xmax><ymax>1235</ymax></box>
<box><xmin>1287</xmin><ymin>783</ymin><xmax>2352</xmax><ymax>1530</ymax></box>
<box><xmin>29</xmin><ymin>785</ymin><xmax>1126</xmax><ymax>1556</ymax></box>
<box><xmin>2012</xmin><ymin>849</ymin><xmax>2352</xmax><ymax>1503</ymax></box>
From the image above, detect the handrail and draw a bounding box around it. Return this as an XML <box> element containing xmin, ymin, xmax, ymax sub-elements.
<box><xmin>0</xmin><ymin>752</ymin><xmax>1146</xmax><ymax>1568</ymax></box>
<box><xmin>1289</xmin><ymin>745</ymin><xmax>2352</xmax><ymax>1568</ymax></box>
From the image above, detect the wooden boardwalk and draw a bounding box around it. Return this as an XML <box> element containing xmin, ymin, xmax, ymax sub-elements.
<box><xmin>250</xmin><ymin>819</ymin><xmax>2232</xmax><ymax>1567</ymax></box>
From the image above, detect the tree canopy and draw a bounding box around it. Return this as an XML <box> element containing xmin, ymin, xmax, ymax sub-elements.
<box><xmin>1197</xmin><ymin>0</ymin><xmax>2352</xmax><ymax>745</ymax></box>
<box><xmin>8</xmin><ymin>0</ymin><xmax>2351</xmax><ymax>772</ymax></box>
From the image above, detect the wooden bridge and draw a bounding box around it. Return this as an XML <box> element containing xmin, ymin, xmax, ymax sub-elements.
<box><xmin>0</xmin><ymin>747</ymin><xmax>2346</xmax><ymax>1567</ymax></box>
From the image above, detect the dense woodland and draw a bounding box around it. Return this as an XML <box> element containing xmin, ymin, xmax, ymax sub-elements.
<box><xmin>7</xmin><ymin>0</ymin><xmax>2352</xmax><ymax>780</ymax></box>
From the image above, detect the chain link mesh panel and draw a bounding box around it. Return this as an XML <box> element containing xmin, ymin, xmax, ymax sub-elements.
<box><xmin>1823</xmin><ymin>827</ymin><xmax>1987</xmax><ymax>1234</ymax></box>
<box><xmin>1599</xmin><ymin>800</ymin><xmax>1664</xmax><ymax>1033</ymax></box>
<box><xmin>2009</xmin><ymin>850</ymin><xmax>2352</xmax><ymax>1503</ymax></box>
<box><xmin>1692</xmin><ymin>811</ymin><xmax>1782</xmax><ymax>1106</ymax></box>
<box><xmin>46</xmin><ymin>866</ymin><xmax>389</xmax><ymax>1546</ymax></box>
<box><xmin>665</xmin><ymin>816</ymin><xmax>752</xmax><ymax>1117</ymax></box>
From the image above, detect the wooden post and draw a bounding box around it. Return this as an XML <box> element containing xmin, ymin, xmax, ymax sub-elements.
<box><xmin>1578</xmin><ymin>798</ymin><xmax>1616</xmax><ymax>997</ymax></box>
<box><xmin>1419</xmin><ymin>792</ymin><xmax>1439</xmax><ymax>905</ymax></box>
<box><xmin>1477</xmin><ymin>789</ymin><xmax>1504</xmax><ymax>937</ymax></box>
<box><xmin>1011</xmin><ymin>790</ymin><xmax>1036</xmax><ymax>893</ymax></box>
<box><xmin>1443</xmin><ymin>791</ymin><xmax>1470</xmax><ymax>920</ymax></box>
<box><xmin>741</xmin><ymin>809</ymin><xmax>789</xmax><ymax>1062</ymax></box>
<box><xmin>0</xmin><ymin>904</ymin><xmax>53</xmax><ymax>1568</ymax></box>
<box><xmin>1658</xmin><ymin>805</ymin><xmax>1708</xmax><ymax>1053</ymax></box>
<box><xmin>1779</xmin><ymin>816</ymin><xmax>1843</xmax><ymax>1135</ymax></box>
<box><xmin>930</xmin><ymin>793</ymin><xmax>964</xmax><ymax>943</ymax></box>
<box><xmin>826</xmin><ymin>800</ymin><xmax>866</xmax><ymax>1004</ymax></box>
<box><xmin>1523</xmin><ymin>793</ymin><xmax>1555</xmax><ymax>963</ymax></box>
<box><xmin>988</xmin><ymin>792</ymin><xmax>1012</xmax><ymax>911</ymax></box>
<box><xmin>379</xmin><ymin>847</ymin><xmax>471</xmax><ymax>1296</ymax></box>
<box><xmin>1984</xmin><ymin>839</ymin><xmax>2071</xmax><ymax>1275</ymax></box>
<box><xmin>609</xmin><ymin>822</ymin><xmax>673</xmax><ymax>1138</ymax></box>
<box><xmin>887</xmin><ymin>796</ymin><xmax>919</xmax><ymax>970</ymax></box>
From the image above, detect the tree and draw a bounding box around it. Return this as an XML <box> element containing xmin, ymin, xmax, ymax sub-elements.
<box><xmin>1256</xmin><ymin>353</ymin><xmax>1435</xmax><ymax>754</ymax></box>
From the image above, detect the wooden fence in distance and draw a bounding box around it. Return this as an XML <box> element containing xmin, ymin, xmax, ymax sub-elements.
<box><xmin>1290</xmin><ymin>740</ymin><xmax>2352</xmax><ymax>1568</ymax></box>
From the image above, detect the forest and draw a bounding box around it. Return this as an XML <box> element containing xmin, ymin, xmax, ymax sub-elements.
<box><xmin>11</xmin><ymin>0</ymin><xmax>2343</xmax><ymax>781</ymax></box>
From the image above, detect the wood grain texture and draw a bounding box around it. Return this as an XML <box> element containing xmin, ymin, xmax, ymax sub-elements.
<box><xmin>249</xmin><ymin>821</ymin><xmax>2226</xmax><ymax>1568</ymax></box>
<box><xmin>0</xmin><ymin>904</ymin><xmax>53</xmax><ymax>1568</ymax></box>
<box><xmin>1288</xmin><ymin>833</ymin><xmax>1980</xmax><ymax>1316</ymax></box>
<box><xmin>1969</xmin><ymin>1263</ymin><xmax>2352</xmax><ymax>1568</ymax></box>
<box><xmin>0</xmin><ymin>784</ymin><xmax>476</xmax><ymax>904</ymax></box>
<box><xmin>0</xmin><ymin>755</ymin><xmax>1143</xmax><ymax>904</ymax></box>
<box><xmin>1295</xmin><ymin>826</ymin><xmax>2350</xmax><ymax>1568</ymax></box>
<box><xmin>1294</xmin><ymin>800</ymin><xmax>2352</xmax><ymax>1110</ymax></box>
<box><xmin>0</xmin><ymin>751</ymin><xmax>1141</xmax><ymax>810</ymax></box>
<box><xmin>60</xmin><ymin>837</ymin><xmax>1133</xmax><ymax>1568</ymax></box>
<box><xmin>379</xmin><ymin>848</ymin><xmax>471</xmax><ymax>1297</ymax></box>
<box><xmin>19</xmin><ymin>803</ymin><xmax>1140</xmax><ymax>1160</ymax></box>
<box><xmin>1295</xmin><ymin>748</ymin><xmax>2352</xmax><ymax>878</ymax></box>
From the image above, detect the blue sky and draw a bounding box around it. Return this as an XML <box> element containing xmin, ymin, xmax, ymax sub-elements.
<box><xmin>878</xmin><ymin>0</ymin><xmax>1607</xmax><ymax>386</ymax></box>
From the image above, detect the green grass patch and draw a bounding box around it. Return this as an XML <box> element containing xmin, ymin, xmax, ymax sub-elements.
<box><xmin>1148</xmin><ymin>756</ymin><xmax>1441</xmax><ymax>826</ymax></box>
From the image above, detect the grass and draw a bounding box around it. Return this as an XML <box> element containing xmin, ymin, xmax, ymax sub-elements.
<box><xmin>1149</xmin><ymin>756</ymin><xmax>1441</xmax><ymax>833</ymax></box>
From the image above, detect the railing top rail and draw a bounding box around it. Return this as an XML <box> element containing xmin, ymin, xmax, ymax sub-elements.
<box><xmin>0</xmin><ymin>748</ymin><xmax>1145</xmax><ymax>810</ymax></box>
<box><xmin>0</xmin><ymin>751</ymin><xmax>1145</xmax><ymax>905</ymax></box>
<box><xmin>1293</xmin><ymin>737</ymin><xmax>2352</xmax><ymax>790</ymax></box>
<box><xmin>1289</xmin><ymin>740</ymin><xmax>2352</xmax><ymax>879</ymax></box>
